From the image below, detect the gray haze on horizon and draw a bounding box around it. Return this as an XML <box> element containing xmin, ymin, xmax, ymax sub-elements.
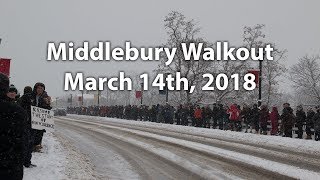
<box><xmin>0</xmin><ymin>0</ymin><xmax>319</xmax><ymax>98</ymax></box>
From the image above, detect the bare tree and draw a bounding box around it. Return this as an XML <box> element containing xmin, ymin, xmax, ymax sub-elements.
<box><xmin>290</xmin><ymin>55</ymin><xmax>320</xmax><ymax>103</ymax></box>
<box><xmin>157</xmin><ymin>11</ymin><xmax>212</xmax><ymax>104</ymax></box>
<box><xmin>242</xmin><ymin>24</ymin><xmax>287</xmax><ymax>106</ymax></box>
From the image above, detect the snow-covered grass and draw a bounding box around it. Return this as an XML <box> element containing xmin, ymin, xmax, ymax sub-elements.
<box><xmin>24</xmin><ymin>132</ymin><xmax>66</xmax><ymax>180</ymax></box>
<box><xmin>68</xmin><ymin>114</ymin><xmax>320</xmax><ymax>155</ymax></box>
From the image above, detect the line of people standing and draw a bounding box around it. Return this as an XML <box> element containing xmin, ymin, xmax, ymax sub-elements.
<box><xmin>68</xmin><ymin>102</ymin><xmax>320</xmax><ymax>140</ymax></box>
<box><xmin>0</xmin><ymin>73</ymin><xmax>52</xmax><ymax>180</ymax></box>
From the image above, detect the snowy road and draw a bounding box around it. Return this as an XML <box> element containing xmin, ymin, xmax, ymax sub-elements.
<box><xmin>55</xmin><ymin>115</ymin><xmax>320</xmax><ymax>180</ymax></box>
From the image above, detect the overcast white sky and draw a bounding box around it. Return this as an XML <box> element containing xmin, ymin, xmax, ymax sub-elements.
<box><xmin>0</xmin><ymin>0</ymin><xmax>319</xmax><ymax>97</ymax></box>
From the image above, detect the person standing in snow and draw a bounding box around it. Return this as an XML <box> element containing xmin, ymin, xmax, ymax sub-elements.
<box><xmin>259</xmin><ymin>105</ymin><xmax>269</xmax><ymax>135</ymax></box>
<box><xmin>18</xmin><ymin>86</ymin><xmax>37</xmax><ymax>167</ymax></box>
<box><xmin>30</xmin><ymin>82</ymin><xmax>52</xmax><ymax>152</ymax></box>
<box><xmin>280</xmin><ymin>103</ymin><xmax>295</xmax><ymax>138</ymax></box>
<box><xmin>203</xmin><ymin>106</ymin><xmax>212</xmax><ymax>128</ymax></box>
<box><xmin>180</xmin><ymin>105</ymin><xmax>189</xmax><ymax>126</ymax></box>
<box><xmin>227</xmin><ymin>104</ymin><xmax>240</xmax><ymax>131</ymax></box>
<box><xmin>269</xmin><ymin>107</ymin><xmax>279</xmax><ymax>135</ymax></box>
<box><xmin>217</xmin><ymin>104</ymin><xmax>227</xmax><ymax>130</ymax></box>
<box><xmin>194</xmin><ymin>106</ymin><xmax>203</xmax><ymax>127</ymax></box>
<box><xmin>175</xmin><ymin>105</ymin><xmax>182</xmax><ymax>125</ymax></box>
<box><xmin>249</xmin><ymin>104</ymin><xmax>260</xmax><ymax>133</ymax></box>
<box><xmin>0</xmin><ymin>73</ymin><xmax>27</xmax><ymax>180</ymax></box>
<box><xmin>305</xmin><ymin>107</ymin><xmax>315</xmax><ymax>139</ymax></box>
<box><xmin>6</xmin><ymin>84</ymin><xmax>19</xmax><ymax>102</ymax></box>
<box><xmin>312</xmin><ymin>106</ymin><xmax>320</xmax><ymax>141</ymax></box>
<box><xmin>241</xmin><ymin>104</ymin><xmax>251</xmax><ymax>133</ymax></box>
<box><xmin>295</xmin><ymin>105</ymin><xmax>306</xmax><ymax>139</ymax></box>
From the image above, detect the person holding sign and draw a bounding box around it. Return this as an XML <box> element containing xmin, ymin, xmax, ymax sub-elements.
<box><xmin>0</xmin><ymin>73</ymin><xmax>27</xmax><ymax>180</ymax></box>
<box><xmin>30</xmin><ymin>82</ymin><xmax>52</xmax><ymax>152</ymax></box>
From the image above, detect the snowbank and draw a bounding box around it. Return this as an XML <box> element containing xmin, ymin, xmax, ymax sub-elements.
<box><xmin>24</xmin><ymin>132</ymin><xmax>66</xmax><ymax>180</ymax></box>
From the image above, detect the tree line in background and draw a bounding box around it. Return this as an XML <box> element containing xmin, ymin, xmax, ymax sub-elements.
<box><xmin>58</xmin><ymin>11</ymin><xmax>320</xmax><ymax>108</ymax></box>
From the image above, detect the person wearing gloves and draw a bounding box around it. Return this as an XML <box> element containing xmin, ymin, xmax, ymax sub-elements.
<box><xmin>30</xmin><ymin>82</ymin><xmax>52</xmax><ymax>152</ymax></box>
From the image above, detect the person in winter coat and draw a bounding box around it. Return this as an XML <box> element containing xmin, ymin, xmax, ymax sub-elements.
<box><xmin>150</xmin><ymin>105</ymin><xmax>157</xmax><ymax>122</ymax></box>
<box><xmin>212</xmin><ymin>103</ymin><xmax>219</xmax><ymax>129</ymax></box>
<box><xmin>241</xmin><ymin>104</ymin><xmax>251</xmax><ymax>133</ymax></box>
<box><xmin>259</xmin><ymin>105</ymin><xmax>269</xmax><ymax>135</ymax></box>
<box><xmin>164</xmin><ymin>104</ymin><xmax>174</xmax><ymax>124</ymax></box>
<box><xmin>202</xmin><ymin>106</ymin><xmax>212</xmax><ymax>128</ymax></box>
<box><xmin>295</xmin><ymin>105</ymin><xmax>306</xmax><ymax>139</ymax></box>
<box><xmin>306</xmin><ymin>108</ymin><xmax>315</xmax><ymax>139</ymax></box>
<box><xmin>175</xmin><ymin>105</ymin><xmax>182</xmax><ymax>125</ymax></box>
<box><xmin>227</xmin><ymin>104</ymin><xmax>240</xmax><ymax>131</ymax></box>
<box><xmin>189</xmin><ymin>105</ymin><xmax>196</xmax><ymax>126</ymax></box>
<box><xmin>6</xmin><ymin>84</ymin><xmax>19</xmax><ymax>102</ymax></box>
<box><xmin>156</xmin><ymin>105</ymin><xmax>164</xmax><ymax>123</ymax></box>
<box><xmin>0</xmin><ymin>73</ymin><xmax>27</xmax><ymax>180</ymax></box>
<box><xmin>18</xmin><ymin>86</ymin><xmax>37</xmax><ymax>168</ymax></box>
<box><xmin>280</xmin><ymin>103</ymin><xmax>295</xmax><ymax>138</ymax></box>
<box><xmin>313</xmin><ymin>106</ymin><xmax>320</xmax><ymax>141</ymax></box>
<box><xmin>269</xmin><ymin>107</ymin><xmax>279</xmax><ymax>135</ymax></box>
<box><xmin>194</xmin><ymin>106</ymin><xmax>203</xmax><ymax>127</ymax></box>
<box><xmin>180</xmin><ymin>105</ymin><xmax>189</xmax><ymax>126</ymax></box>
<box><xmin>217</xmin><ymin>104</ymin><xmax>227</xmax><ymax>130</ymax></box>
<box><xmin>30</xmin><ymin>82</ymin><xmax>52</xmax><ymax>152</ymax></box>
<box><xmin>249</xmin><ymin>104</ymin><xmax>260</xmax><ymax>133</ymax></box>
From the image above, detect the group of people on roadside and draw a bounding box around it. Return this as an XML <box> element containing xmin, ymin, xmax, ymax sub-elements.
<box><xmin>0</xmin><ymin>73</ymin><xmax>52</xmax><ymax>180</ymax></box>
<box><xmin>68</xmin><ymin>101</ymin><xmax>320</xmax><ymax>141</ymax></box>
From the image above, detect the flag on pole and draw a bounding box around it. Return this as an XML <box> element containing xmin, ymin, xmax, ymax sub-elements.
<box><xmin>135</xmin><ymin>91</ymin><xmax>142</xmax><ymax>99</ymax></box>
<box><xmin>248</xmin><ymin>69</ymin><xmax>260</xmax><ymax>86</ymax></box>
<box><xmin>0</xmin><ymin>58</ymin><xmax>11</xmax><ymax>77</ymax></box>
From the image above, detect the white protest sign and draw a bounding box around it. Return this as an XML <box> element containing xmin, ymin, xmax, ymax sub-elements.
<box><xmin>31</xmin><ymin>106</ymin><xmax>55</xmax><ymax>132</ymax></box>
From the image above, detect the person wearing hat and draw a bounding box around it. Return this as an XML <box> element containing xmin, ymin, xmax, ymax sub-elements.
<box><xmin>0</xmin><ymin>73</ymin><xmax>27</xmax><ymax>180</ymax></box>
<box><xmin>313</xmin><ymin>106</ymin><xmax>320</xmax><ymax>141</ymax></box>
<box><xmin>6</xmin><ymin>84</ymin><xmax>18</xmax><ymax>102</ymax></box>
<box><xmin>18</xmin><ymin>86</ymin><xmax>37</xmax><ymax>167</ymax></box>
<box><xmin>280</xmin><ymin>103</ymin><xmax>295</xmax><ymax>138</ymax></box>
<box><xmin>30</xmin><ymin>82</ymin><xmax>52</xmax><ymax>152</ymax></box>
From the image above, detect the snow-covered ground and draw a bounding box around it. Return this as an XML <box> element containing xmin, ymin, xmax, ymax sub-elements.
<box><xmin>26</xmin><ymin>115</ymin><xmax>320</xmax><ymax>180</ymax></box>
<box><xmin>54</xmin><ymin>115</ymin><xmax>320</xmax><ymax>179</ymax></box>
<box><xmin>24</xmin><ymin>132</ymin><xmax>66</xmax><ymax>180</ymax></box>
<box><xmin>23</xmin><ymin>131</ymin><xmax>97</xmax><ymax>180</ymax></box>
<box><xmin>68</xmin><ymin>114</ymin><xmax>320</xmax><ymax>155</ymax></box>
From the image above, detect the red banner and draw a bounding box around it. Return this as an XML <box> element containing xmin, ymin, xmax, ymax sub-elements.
<box><xmin>248</xmin><ymin>69</ymin><xmax>260</xmax><ymax>86</ymax></box>
<box><xmin>248</xmin><ymin>69</ymin><xmax>260</xmax><ymax>87</ymax></box>
<box><xmin>135</xmin><ymin>91</ymin><xmax>142</xmax><ymax>99</ymax></box>
<box><xmin>0</xmin><ymin>58</ymin><xmax>11</xmax><ymax>77</ymax></box>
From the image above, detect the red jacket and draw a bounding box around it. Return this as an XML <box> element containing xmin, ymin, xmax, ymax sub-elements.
<box><xmin>194</xmin><ymin>108</ymin><xmax>202</xmax><ymax>119</ymax></box>
<box><xmin>228</xmin><ymin>104</ymin><xmax>240</xmax><ymax>121</ymax></box>
<box><xmin>270</xmin><ymin>107</ymin><xmax>279</xmax><ymax>134</ymax></box>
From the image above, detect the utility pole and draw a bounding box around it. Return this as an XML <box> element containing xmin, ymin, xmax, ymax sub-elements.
<box><xmin>258</xmin><ymin>60</ymin><xmax>262</xmax><ymax>107</ymax></box>
<box><xmin>165</xmin><ymin>73</ymin><xmax>170</xmax><ymax>103</ymax></box>
<box><xmin>81</xmin><ymin>90</ymin><xmax>84</xmax><ymax>106</ymax></box>
<box><xmin>56</xmin><ymin>97</ymin><xmax>59</xmax><ymax>107</ymax></box>
<box><xmin>140</xmin><ymin>82</ymin><xmax>143</xmax><ymax>105</ymax></box>
<box><xmin>97</xmin><ymin>90</ymin><xmax>100</xmax><ymax>106</ymax></box>
<box><xmin>70</xmin><ymin>94</ymin><xmax>73</xmax><ymax>107</ymax></box>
